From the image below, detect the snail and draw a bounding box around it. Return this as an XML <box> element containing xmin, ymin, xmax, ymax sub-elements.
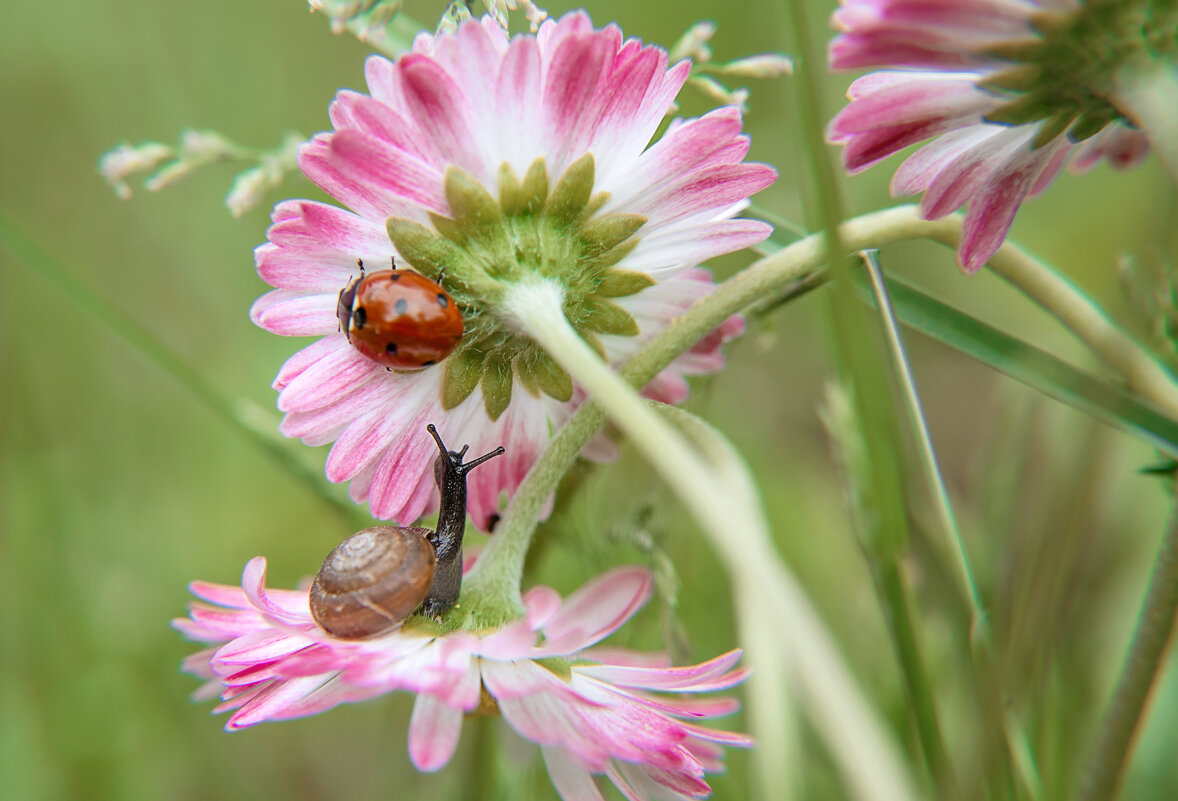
<box><xmin>309</xmin><ymin>424</ymin><xmax>505</xmax><ymax>639</ymax></box>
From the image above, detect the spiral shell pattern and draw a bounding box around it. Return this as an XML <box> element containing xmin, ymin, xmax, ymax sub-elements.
<box><xmin>309</xmin><ymin>526</ymin><xmax>436</xmax><ymax>638</ymax></box>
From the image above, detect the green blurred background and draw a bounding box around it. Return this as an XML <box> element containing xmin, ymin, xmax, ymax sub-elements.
<box><xmin>3</xmin><ymin>1</ymin><xmax>1177</xmax><ymax>799</ymax></box>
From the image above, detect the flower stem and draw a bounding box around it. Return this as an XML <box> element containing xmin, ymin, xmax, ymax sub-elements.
<box><xmin>875</xmin><ymin>557</ymin><xmax>958</xmax><ymax>799</ymax></box>
<box><xmin>1113</xmin><ymin>53</ymin><xmax>1178</xmax><ymax>186</ymax></box>
<box><xmin>624</xmin><ymin>206</ymin><xmax>1178</xmax><ymax>423</ymax></box>
<box><xmin>470</xmin><ymin>204</ymin><xmax>1178</xmax><ymax>798</ymax></box>
<box><xmin>499</xmin><ymin>278</ymin><xmax>919</xmax><ymax>801</ymax></box>
<box><xmin>1075</xmin><ymin>490</ymin><xmax>1178</xmax><ymax>801</ymax></box>
<box><xmin>475</xmin><ymin>205</ymin><xmax>1178</xmax><ymax>610</ymax></box>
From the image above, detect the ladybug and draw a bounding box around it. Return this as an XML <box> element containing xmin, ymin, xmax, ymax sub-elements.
<box><xmin>337</xmin><ymin>259</ymin><xmax>464</xmax><ymax>370</ymax></box>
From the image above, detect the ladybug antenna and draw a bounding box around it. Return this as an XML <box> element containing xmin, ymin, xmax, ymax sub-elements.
<box><xmin>356</xmin><ymin>257</ymin><xmax>365</xmax><ymax>277</ymax></box>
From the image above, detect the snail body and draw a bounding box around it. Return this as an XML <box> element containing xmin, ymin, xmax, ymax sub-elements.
<box><xmin>309</xmin><ymin>425</ymin><xmax>504</xmax><ymax>639</ymax></box>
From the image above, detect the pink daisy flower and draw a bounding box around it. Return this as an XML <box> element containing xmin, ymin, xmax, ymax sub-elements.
<box><xmin>827</xmin><ymin>0</ymin><xmax>1152</xmax><ymax>273</ymax></box>
<box><xmin>252</xmin><ymin>11</ymin><xmax>775</xmax><ymax>526</ymax></box>
<box><xmin>175</xmin><ymin>558</ymin><xmax>750</xmax><ymax>800</ymax></box>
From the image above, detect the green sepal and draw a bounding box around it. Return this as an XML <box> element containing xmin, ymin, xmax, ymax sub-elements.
<box><xmin>498</xmin><ymin>163</ymin><xmax>525</xmax><ymax>217</ymax></box>
<box><xmin>594</xmin><ymin>268</ymin><xmax>655</xmax><ymax>298</ymax></box>
<box><xmin>516</xmin><ymin>351</ymin><xmax>542</xmax><ymax>397</ymax></box>
<box><xmin>529</xmin><ymin>352</ymin><xmax>573</xmax><ymax>402</ymax></box>
<box><xmin>979</xmin><ymin>64</ymin><xmax>1039</xmax><ymax>94</ymax></box>
<box><xmin>386</xmin><ymin>216</ymin><xmax>461</xmax><ymax>280</ymax></box>
<box><xmin>1028</xmin><ymin>9</ymin><xmax>1074</xmax><ymax>38</ymax></box>
<box><xmin>441</xmin><ymin>345</ymin><xmax>485</xmax><ymax>410</ymax></box>
<box><xmin>580</xmin><ymin>191</ymin><xmax>610</xmax><ymax>224</ymax></box>
<box><xmin>547</xmin><ymin>154</ymin><xmax>595</xmax><ymax>227</ymax></box>
<box><xmin>428</xmin><ymin>212</ymin><xmax>468</xmax><ymax>246</ymax></box>
<box><xmin>578</xmin><ymin>238</ymin><xmax>640</xmax><ymax>273</ymax></box>
<box><xmin>519</xmin><ymin>159</ymin><xmax>550</xmax><ymax>216</ymax></box>
<box><xmin>578</xmin><ymin>214</ymin><xmax>646</xmax><ymax>258</ymax></box>
<box><xmin>580</xmin><ymin>297</ymin><xmax>639</xmax><ymax>336</ymax></box>
<box><xmin>581</xmin><ymin>331</ymin><xmax>607</xmax><ymax>360</ymax></box>
<box><xmin>984</xmin><ymin>93</ymin><xmax>1051</xmax><ymax>126</ymax></box>
<box><xmin>1033</xmin><ymin>112</ymin><xmax>1075</xmax><ymax>148</ymax></box>
<box><xmin>481</xmin><ymin>350</ymin><xmax>514</xmax><ymax>421</ymax></box>
<box><xmin>982</xmin><ymin>38</ymin><xmax>1046</xmax><ymax>63</ymax></box>
<box><xmin>1069</xmin><ymin>111</ymin><xmax>1116</xmax><ymax>142</ymax></box>
<box><xmin>445</xmin><ymin>166</ymin><xmax>503</xmax><ymax>232</ymax></box>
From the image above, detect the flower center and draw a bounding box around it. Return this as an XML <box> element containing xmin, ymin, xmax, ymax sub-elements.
<box><xmin>980</xmin><ymin>1</ymin><xmax>1178</xmax><ymax>146</ymax></box>
<box><xmin>386</xmin><ymin>155</ymin><xmax>652</xmax><ymax>420</ymax></box>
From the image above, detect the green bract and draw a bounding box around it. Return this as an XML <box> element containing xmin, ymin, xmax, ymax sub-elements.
<box><xmin>386</xmin><ymin>155</ymin><xmax>653</xmax><ymax>420</ymax></box>
<box><xmin>981</xmin><ymin>1</ymin><xmax>1178</xmax><ymax>147</ymax></box>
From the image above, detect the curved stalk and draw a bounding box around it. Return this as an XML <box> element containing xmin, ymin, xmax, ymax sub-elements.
<box><xmin>498</xmin><ymin>278</ymin><xmax>919</xmax><ymax>801</ymax></box>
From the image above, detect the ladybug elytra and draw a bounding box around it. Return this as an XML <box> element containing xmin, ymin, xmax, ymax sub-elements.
<box><xmin>337</xmin><ymin>260</ymin><xmax>464</xmax><ymax>370</ymax></box>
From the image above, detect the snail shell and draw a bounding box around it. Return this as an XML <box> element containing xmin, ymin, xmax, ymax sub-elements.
<box><xmin>309</xmin><ymin>526</ymin><xmax>436</xmax><ymax>639</ymax></box>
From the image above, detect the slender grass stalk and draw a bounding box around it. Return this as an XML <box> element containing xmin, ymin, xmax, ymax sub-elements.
<box><xmin>822</xmin><ymin>375</ymin><xmax>957</xmax><ymax>798</ymax></box>
<box><xmin>0</xmin><ymin>212</ymin><xmax>362</xmax><ymax>524</ymax></box>
<box><xmin>863</xmin><ymin>253</ymin><xmax>1051</xmax><ymax>797</ymax></box>
<box><xmin>875</xmin><ymin>559</ymin><xmax>957</xmax><ymax>798</ymax></box>
<box><xmin>1075</xmin><ymin>491</ymin><xmax>1178</xmax><ymax>801</ymax></box>
<box><xmin>863</xmin><ymin>253</ymin><xmax>982</xmax><ymax>622</ymax></box>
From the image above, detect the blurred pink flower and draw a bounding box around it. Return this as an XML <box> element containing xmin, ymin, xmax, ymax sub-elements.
<box><xmin>827</xmin><ymin>0</ymin><xmax>1150</xmax><ymax>273</ymax></box>
<box><xmin>252</xmin><ymin>11</ymin><xmax>772</xmax><ymax>526</ymax></box>
<box><xmin>175</xmin><ymin>558</ymin><xmax>750</xmax><ymax>800</ymax></box>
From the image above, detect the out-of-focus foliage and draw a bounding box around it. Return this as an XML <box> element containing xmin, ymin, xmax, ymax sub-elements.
<box><xmin>2</xmin><ymin>1</ymin><xmax>1177</xmax><ymax>800</ymax></box>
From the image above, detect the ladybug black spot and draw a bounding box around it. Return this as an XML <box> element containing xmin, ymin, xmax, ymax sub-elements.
<box><xmin>422</xmin><ymin>360</ymin><xmax>436</xmax><ymax>367</ymax></box>
<box><xmin>386</xmin><ymin>342</ymin><xmax>398</xmax><ymax>355</ymax></box>
<box><xmin>437</xmin><ymin>293</ymin><xmax>449</xmax><ymax>308</ymax></box>
<box><xmin>390</xmin><ymin>273</ymin><xmax>401</xmax><ymax>281</ymax></box>
<box><xmin>394</xmin><ymin>298</ymin><xmax>408</xmax><ymax>316</ymax></box>
<box><xmin>352</xmin><ymin>307</ymin><xmax>367</xmax><ymax>329</ymax></box>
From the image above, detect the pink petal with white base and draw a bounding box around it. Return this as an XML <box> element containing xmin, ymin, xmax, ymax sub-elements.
<box><xmin>241</xmin><ymin>558</ymin><xmax>312</xmax><ymax>624</ymax></box>
<box><xmin>577</xmin><ymin>649</ymin><xmax>745</xmax><ymax>692</ymax></box>
<box><xmin>178</xmin><ymin>563</ymin><xmax>749</xmax><ymax>799</ymax></box>
<box><xmin>251</xmin><ymin>12</ymin><xmax>764</xmax><ymax>525</ymax></box>
<box><xmin>226</xmin><ymin>674</ymin><xmax>336</xmax><ymax>730</ymax></box>
<box><xmin>543</xmin><ymin>747</ymin><xmax>609</xmax><ymax>801</ymax></box>
<box><xmin>828</xmin><ymin>0</ymin><xmax>1153</xmax><ymax>273</ymax></box>
<box><xmin>249</xmin><ymin>290</ymin><xmax>337</xmax><ymax>336</ymax></box>
<box><xmin>540</xmin><ymin>567</ymin><xmax>653</xmax><ymax>649</ymax></box>
<box><xmin>958</xmin><ymin>137</ymin><xmax>1066</xmax><ymax>273</ymax></box>
<box><xmin>409</xmin><ymin>693</ymin><xmax>465</xmax><ymax>772</ymax></box>
<box><xmin>276</xmin><ymin>340</ymin><xmax>382</xmax><ymax>414</ymax></box>
<box><xmin>523</xmin><ymin>584</ymin><xmax>564</xmax><ymax>628</ymax></box>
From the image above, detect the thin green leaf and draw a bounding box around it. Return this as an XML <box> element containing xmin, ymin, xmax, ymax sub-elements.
<box><xmin>0</xmin><ymin>212</ymin><xmax>365</xmax><ymax>524</ymax></box>
<box><xmin>854</xmin><ymin>270</ymin><xmax>1178</xmax><ymax>459</ymax></box>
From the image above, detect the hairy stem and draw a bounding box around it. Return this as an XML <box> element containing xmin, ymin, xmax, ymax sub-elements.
<box><xmin>1113</xmin><ymin>53</ymin><xmax>1178</xmax><ymax>186</ymax></box>
<box><xmin>467</xmin><ymin>204</ymin><xmax>1178</xmax><ymax>798</ymax></box>
<box><xmin>499</xmin><ymin>279</ymin><xmax>919</xmax><ymax>801</ymax></box>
